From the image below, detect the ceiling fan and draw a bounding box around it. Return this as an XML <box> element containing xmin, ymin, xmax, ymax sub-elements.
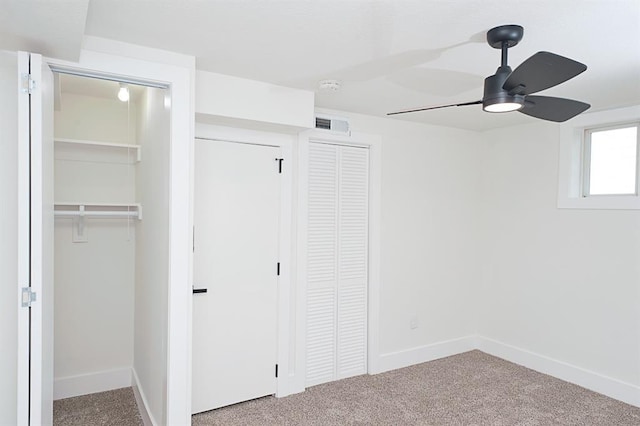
<box><xmin>388</xmin><ymin>25</ymin><xmax>590</xmax><ymax>122</ymax></box>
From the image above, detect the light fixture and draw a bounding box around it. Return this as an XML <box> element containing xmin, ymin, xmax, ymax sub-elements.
<box><xmin>483</xmin><ymin>97</ymin><xmax>524</xmax><ymax>113</ymax></box>
<box><xmin>117</xmin><ymin>83</ymin><xmax>130</xmax><ymax>102</ymax></box>
<box><xmin>482</xmin><ymin>66</ymin><xmax>524</xmax><ymax>113</ymax></box>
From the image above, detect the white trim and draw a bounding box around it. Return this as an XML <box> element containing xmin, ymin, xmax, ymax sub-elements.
<box><xmin>46</xmin><ymin>45</ymin><xmax>194</xmax><ymax>424</ymax></box>
<box><xmin>16</xmin><ymin>50</ymin><xmax>31</xmax><ymax>426</ymax></box>
<box><xmin>296</xmin><ymin>129</ymin><xmax>383</xmax><ymax>389</ymax></box>
<box><xmin>53</xmin><ymin>369</ymin><xmax>132</xmax><ymax>401</ymax></box>
<box><xmin>132</xmin><ymin>368</ymin><xmax>156</xmax><ymax>426</ymax></box>
<box><xmin>194</xmin><ymin>123</ymin><xmax>296</xmax><ymax>398</ymax></box>
<box><xmin>558</xmin><ymin>105</ymin><xmax>640</xmax><ymax>210</ymax></box>
<box><xmin>477</xmin><ymin>336</ymin><xmax>640</xmax><ymax>408</ymax></box>
<box><xmin>373</xmin><ymin>336</ymin><xmax>479</xmax><ymax>374</ymax></box>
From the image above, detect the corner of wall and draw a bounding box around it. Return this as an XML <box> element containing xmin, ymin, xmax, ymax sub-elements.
<box><xmin>132</xmin><ymin>368</ymin><xmax>157</xmax><ymax>426</ymax></box>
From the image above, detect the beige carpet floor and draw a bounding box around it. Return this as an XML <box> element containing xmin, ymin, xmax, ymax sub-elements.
<box><xmin>53</xmin><ymin>386</ymin><xmax>142</xmax><ymax>425</ymax></box>
<box><xmin>55</xmin><ymin>351</ymin><xmax>640</xmax><ymax>425</ymax></box>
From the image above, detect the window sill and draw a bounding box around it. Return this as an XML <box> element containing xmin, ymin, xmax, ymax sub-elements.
<box><xmin>558</xmin><ymin>195</ymin><xmax>640</xmax><ymax>210</ymax></box>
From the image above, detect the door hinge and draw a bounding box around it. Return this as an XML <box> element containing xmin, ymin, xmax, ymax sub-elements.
<box><xmin>275</xmin><ymin>158</ymin><xmax>284</xmax><ymax>174</ymax></box>
<box><xmin>275</xmin><ymin>364</ymin><xmax>278</xmax><ymax>378</ymax></box>
<box><xmin>21</xmin><ymin>287</ymin><xmax>36</xmax><ymax>307</ymax></box>
<box><xmin>276</xmin><ymin>262</ymin><xmax>280</xmax><ymax>276</ymax></box>
<box><xmin>20</xmin><ymin>73</ymin><xmax>35</xmax><ymax>94</ymax></box>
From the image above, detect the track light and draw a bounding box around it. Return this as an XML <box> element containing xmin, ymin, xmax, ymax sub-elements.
<box><xmin>117</xmin><ymin>83</ymin><xmax>129</xmax><ymax>102</ymax></box>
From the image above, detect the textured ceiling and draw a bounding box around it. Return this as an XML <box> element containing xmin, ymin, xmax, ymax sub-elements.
<box><xmin>3</xmin><ymin>0</ymin><xmax>639</xmax><ymax>131</ymax></box>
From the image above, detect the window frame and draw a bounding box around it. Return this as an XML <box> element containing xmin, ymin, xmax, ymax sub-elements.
<box><xmin>557</xmin><ymin>105</ymin><xmax>640</xmax><ymax>210</ymax></box>
<box><xmin>581</xmin><ymin>121</ymin><xmax>640</xmax><ymax>198</ymax></box>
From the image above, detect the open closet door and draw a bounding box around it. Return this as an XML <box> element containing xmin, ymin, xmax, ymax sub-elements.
<box><xmin>17</xmin><ymin>52</ymin><xmax>55</xmax><ymax>426</ymax></box>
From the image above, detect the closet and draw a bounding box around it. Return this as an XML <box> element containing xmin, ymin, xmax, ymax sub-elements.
<box><xmin>52</xmin><ymin>73</ymin><xmax>169</xmax><ymax>405</ymax></box>
<box><xmin>305</xmin><ymin>141</ymin><xmax>370</xmax><ymax>387</ymax></box>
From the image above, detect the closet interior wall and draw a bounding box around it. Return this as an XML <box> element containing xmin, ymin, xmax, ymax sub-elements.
<box><xmin>53</xmin><ymin>77</ymin><xmax>169</xmax><ymax>402</ymax></box>
<box><xmin>133</xmin><ymin>86</ymin><xmax>171</xmax><ymax>425</ymax></box>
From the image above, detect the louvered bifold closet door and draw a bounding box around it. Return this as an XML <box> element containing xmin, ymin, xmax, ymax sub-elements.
<box><xmin>306</xmin><ymin>142</ymin><xmax>369</xmax><ymax>387</ymax></box>
<box><xmin>306</xmin><ymin>143</ymin><xmax>338</xmax><ymax>386</ymax></box>
<box><xmin>336</xmin><ymin>146</ymin><xmax>369</xmax><ymax>379</ymax></box>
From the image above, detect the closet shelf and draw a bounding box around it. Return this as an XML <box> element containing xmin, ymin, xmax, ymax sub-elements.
<box><xmin>54</xmin><ymin>203</ymin><xmax>142</xmax><ymax>220</ymax></box>
<box><xmin>55</xmin><ymin>138</ymin><xmax>141</xmax><ymax>162</ymax></box>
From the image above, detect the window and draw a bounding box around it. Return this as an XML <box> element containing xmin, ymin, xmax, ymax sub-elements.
<box><xmin>557</xmin><ymin>105</ymin><xmax>640</xmax><ymax>209</ymax></box>
<box><xmin>582</xmin><ymin>123</ymin><xmax>639</xmax><ymax>196</ymax></box>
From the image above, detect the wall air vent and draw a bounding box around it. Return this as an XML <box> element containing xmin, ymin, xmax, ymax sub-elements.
<box><xmin>315</xmin><ymin>117</ymin><xmax>332</xmax><ymax>130</ymax></box>
<box><xmin>314</xmin><ymin>115</ymin><xmax>350</xmax><ymax>134</ymax></box>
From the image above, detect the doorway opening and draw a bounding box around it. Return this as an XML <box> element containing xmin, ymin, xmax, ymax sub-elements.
<box><xmin>51</xmin><ymin>72</ymin><xmax>170</xmax><ymax>423</ymax></box>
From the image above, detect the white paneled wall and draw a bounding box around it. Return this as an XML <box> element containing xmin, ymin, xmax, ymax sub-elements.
<box><xmin>306</xmin><ymin>142</ymin><xmax>369</xmax><ymax>386</ymax></box>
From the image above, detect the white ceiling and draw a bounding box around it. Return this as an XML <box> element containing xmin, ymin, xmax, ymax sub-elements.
<box><xmin>3</xmin><ymin>0</ymin><xmax>639</xmax><ymax>131</ymax></box>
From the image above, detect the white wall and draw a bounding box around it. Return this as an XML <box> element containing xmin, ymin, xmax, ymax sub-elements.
<box><xmin>53</xmin><ymin>91</ymin><xmax>137</xmax><ymax>396</ymax></box>
<box><xmin>196</xmin><ymin>70</ymin><xmax>314</xmax><ymax>130</ymax></box>
<box><xmin>316</xmin><ymin>109</ymin><xmax>483</xmax><ymax>364</ymax></box>
<box><xmin>479</xmin><ymin>120</ymin><xmax>640</xmax><ymax>394</ymax></box>
<box><xmin>0</xmin><ymin>51</ymin><xmax>18</xmax><ymax>426</ymax></box>
<box><xmin>134</xmin><ymin>86</ymin><xmax>170</xmax><ymax>425</ymax></box>
<box><xmin>55</xmin><ymin>93</ymin><xmax>137</xmax><ymax>143</ymax></box>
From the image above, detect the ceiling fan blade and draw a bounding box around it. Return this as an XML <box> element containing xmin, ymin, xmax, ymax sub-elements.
<box><xmin>387</xmin><ymin>100</ymin><xmax>481</xmax><ymax>116</ymax></box>
<box><xmin>519</xmin><ymin>95</ymin><xmax>590</xmax><ymax>122</ymax></box>
<box><xmin>503</xmin><ymin>52</ymin><xmax>587</xmax><ymax>95</ymax></box>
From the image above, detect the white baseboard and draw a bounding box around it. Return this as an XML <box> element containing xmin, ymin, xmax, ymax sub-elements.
<box><xmin>276</xmin><ymin>372</ymin><xmax>305</xmax><ymax>399</ymax></box>
<box><xmin>132</xmin><ymin>368</ymin><xmax>158</xmax><ymax>426</ymax></box>
<box><xmin>372</xmin><ymin>335</ymin><xmax>478</xmax><ymax>374</ymax></box>
<box><xmin>54</xmin><ymin>368</ymin><xmax>132</xmax><ymax>400</ymax></box>
<box><xmin>477</xmin><ymin>336</ymin><xmax>640</xmax><ymax>408</ymax></box>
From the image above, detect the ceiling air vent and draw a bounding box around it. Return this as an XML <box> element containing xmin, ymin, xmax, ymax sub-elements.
<box><xmin>314</xmin><ymin>115</ymin><xmax>350</xmax><ymax>134</ymax></box>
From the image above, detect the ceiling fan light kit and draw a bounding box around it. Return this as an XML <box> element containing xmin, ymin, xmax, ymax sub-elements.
<box><xmin>482</xmin><ymin>66</ymin><xmax>524</xmax><ymax>113</ymax></box>
<box><xmin>388</xmin><ymin>24</ymin><xmax>590</xmax><ymax>122</ymax></box>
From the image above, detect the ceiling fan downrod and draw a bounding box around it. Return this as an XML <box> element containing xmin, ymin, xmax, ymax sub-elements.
<box><xmin>482</xmin><ymin>25</ymin><xmax>526</xmax><ymax>113</ymax></box>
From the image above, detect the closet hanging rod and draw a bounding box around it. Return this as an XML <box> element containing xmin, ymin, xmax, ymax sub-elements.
<box><xmin>54</xmin><ymin>203</ymin><xmax>142</xmax><ymax>220</ymax></box>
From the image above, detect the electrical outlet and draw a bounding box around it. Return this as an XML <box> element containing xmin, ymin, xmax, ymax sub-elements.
<box><xmin>410</xmin><ymin>315</ymin><xmax>419</xmax><ymax>330</ymax></box>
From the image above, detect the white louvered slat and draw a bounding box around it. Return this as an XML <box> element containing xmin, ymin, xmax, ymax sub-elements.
<box><xmin>337</xmin><ymin>284</ymin><xmax>367</xmax><ymax>378</ymax></box>
<box><xmin>339</xmin><ymin>147</ymin><xmax>369</xmax><ymax>281</ymax></box>
<box><xmin>307</xmin><ymin>143</ymin><xmax>337</xmax><ymax>284</ymax></box>
<box><xmin>306</xmin><ymin>287</ymin><xmax>336</xmax><ymax>386</ymax></box>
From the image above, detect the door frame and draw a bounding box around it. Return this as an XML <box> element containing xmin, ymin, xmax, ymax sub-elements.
<box><xmin>23</xmin><ymin>48</ymin><xmax>193</xmax><ymax>424</ymax></box>
<box><xmin>195</xmin><ymin>123</ymin><xmax>294</xmax><ymax>397</ymax></box>
<box><xmin>296</xmin><ymin>129</ymin><xmax>383</xmax><ymax>392</ymax></box>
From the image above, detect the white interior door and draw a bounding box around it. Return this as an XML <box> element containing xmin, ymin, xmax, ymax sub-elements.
<box><xmin>17</xmin><ymin>52</ymin><xmax>55</xmax><ymax>425</ymax></box>
<box><xmin>192</xmin><ymin>139</ymin><xmax>281</xmax><ymax>414</ymax></box>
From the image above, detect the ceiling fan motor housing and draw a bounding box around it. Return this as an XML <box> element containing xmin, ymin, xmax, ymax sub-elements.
<box><xmin>483</xmin><ymin>66</ymin><xmax>524</xmax><ymax>112</ymax></box>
